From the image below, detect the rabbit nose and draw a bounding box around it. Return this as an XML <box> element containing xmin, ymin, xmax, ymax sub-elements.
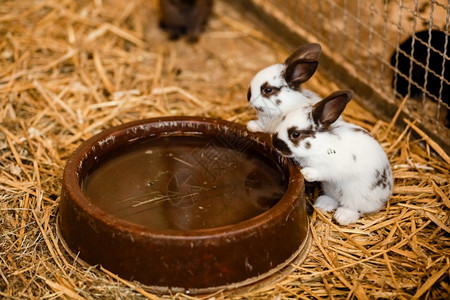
<box><xmin>272</xmin><ymin>133</ymin><xmax>292</xmax><ymax>156</ymax></box>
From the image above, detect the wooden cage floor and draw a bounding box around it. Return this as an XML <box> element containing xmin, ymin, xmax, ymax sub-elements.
<box><xmin>0</xmin><ymin>0</ymin><xmax>449</xmax><ymax>299</ymax></box>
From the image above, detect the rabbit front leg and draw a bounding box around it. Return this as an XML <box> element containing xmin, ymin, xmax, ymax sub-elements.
<box><xmin>247</xmin><ymin>120</ymin><xmax>265</xmax><ymax>132</ymax></box>
<box><xmin>334</xmin><ymin>207</ymin><xmax>360</xmax><ymax>225</ymax></box>
<box><xmin>314</xmin><ymin>195</ymin><xmax>339</xmax><ymax>212</ymax></box>
<box><xmin>303</xmin><ymin>168</ymin><xmax>340</xmax><ymax>213</ymax></box>
<box><xmin>300</xmin><ymin>167</ymin><xmax>322</xmax><ymax>182</ymax></box>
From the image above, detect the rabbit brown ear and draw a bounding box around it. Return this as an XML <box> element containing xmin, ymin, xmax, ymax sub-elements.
<box><xmin>284</xmin><ymin>43</ymin><xmax>321</xmax><ymax>89</ymax></box>
<box><xmin>312</xmin><ymin>90</ymin><xmax>353</xmax><ymax>128</ymax></box>
<box><xmin>284</xmin><ymin>43</ymin><xmax>322</xmax><ymax>66</ymax></box>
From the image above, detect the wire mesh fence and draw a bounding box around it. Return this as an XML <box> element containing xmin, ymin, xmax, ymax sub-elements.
<box><xmin>241</xmin><ymin>0</ymin><xmax>449</xmax><ymax>151</ymax></box>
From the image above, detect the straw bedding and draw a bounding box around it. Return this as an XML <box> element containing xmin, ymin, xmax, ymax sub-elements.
<box><xmin>0</xmin><ymin>0</ymin><xmax>449</xmax><ymax>299</ymax></box>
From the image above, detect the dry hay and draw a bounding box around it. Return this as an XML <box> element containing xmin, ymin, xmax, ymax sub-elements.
<box><xmin>0</xmin><ymin>0</ymin><xmax>449</xmax><ymax>299</ymax></box>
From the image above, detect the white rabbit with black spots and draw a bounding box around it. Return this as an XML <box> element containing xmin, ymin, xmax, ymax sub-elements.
<box><xmin>271</xmin><ymin>90</ymin><xmax>393</xmax><ymax>225</ymax></box>
<box><xmin>247</xmin><ymin>43</ymin><xmax>322</xmax><ymax>133</ymax></box>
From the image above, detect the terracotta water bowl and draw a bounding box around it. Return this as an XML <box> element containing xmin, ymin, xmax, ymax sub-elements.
<box><xmin>58</xmin><ymin>116</ymin><xmax>310</xmax><ymax>295</ymax></box>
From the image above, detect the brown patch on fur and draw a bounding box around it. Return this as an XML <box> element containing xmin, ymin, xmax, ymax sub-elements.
<box><xmin>272</xmin><ymin>133</ymin><xmax>292</xmax><ymax>156</ymax></box>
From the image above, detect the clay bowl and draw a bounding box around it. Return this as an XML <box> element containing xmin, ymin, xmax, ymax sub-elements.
<box><xmin>58</xmin><ymin>116</ymin><xmax>310</xmax><ymax>295</ymax></box>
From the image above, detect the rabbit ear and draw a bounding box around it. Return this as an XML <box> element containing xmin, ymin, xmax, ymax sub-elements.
<box><xmin>284</xmin><ymin>43</ymin><xmax>322</xmax><ymax>66</ymax></box>
<box><xmin>312</xmin><ymin>90</ymin><xmax>353</xmax><ymax>128</ymax></box>
<box><xmin>284</xmin><ymin>43</ymin><xmax>321</xmax><ymax>89</ymax></box>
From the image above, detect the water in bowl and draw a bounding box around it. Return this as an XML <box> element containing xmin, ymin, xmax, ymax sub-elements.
<box><xmin>83</xmin><ymin>135</ymin><xmax>286</xmax><ymax>230</ymax></box>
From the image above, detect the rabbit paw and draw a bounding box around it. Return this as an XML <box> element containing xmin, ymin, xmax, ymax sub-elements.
<box><xmin>301</xmin><ymin>167</ymin><xmax>321</xmax><ymax>182</ymax></box>
<box><xmin>247</xmin><ymin>120</ymin><xmax>264</xmax><ymax>132</ymax></box>
<box><xmin>333</xmin><ymin>207</ymin><xmax>360</xmax><ymax>225</ymax></box>
<box><xmin>314</xmin><ymin>195</ymin><xmax>338</xmax><ymax>212</ymax></box>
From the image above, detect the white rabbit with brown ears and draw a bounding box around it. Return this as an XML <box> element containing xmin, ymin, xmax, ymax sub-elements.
<box><xmin>247</xmin><ymin>43</ymin><xmax>322</xmax><ymax>133</ymax></box>
<box><xmin>271</xmin><ymin>89</ymin><xmax>393</xmax><ymax>225</ymax></box>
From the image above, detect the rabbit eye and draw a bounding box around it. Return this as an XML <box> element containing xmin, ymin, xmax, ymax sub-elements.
<box><xmin>261</xmin><ymin>84</ymin><xmax>279</xmax><ymax>97</ymax></box>
<box><xmin>263</xmin><ymin>87</ymin><xmax>273</xmax><ymax>94</ymax></box>
<box><xmin>290</xmin><ymin>131</ymin><xmax>301</xmax><ymax>139</ymax></box>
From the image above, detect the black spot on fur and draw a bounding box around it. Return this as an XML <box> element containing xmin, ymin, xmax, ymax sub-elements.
<box><xmin>371</xmin><ymin>164</ymin><xmax>391</xmax><ymax>190</ymax></box>
<box><xmin>276</xmin><ymin>99</ymin><xmax>282</xmax><ymax>105</ymax></box>
<box><xmin>247</xmin><ymin>87</ymin><xmax>251</xmax><ymax>102</ymax></box>
<box><xmin>272</xmin><ymin>133</ymin><xmax>292</xmax><ymax>156</ymax></box>
<box><xmin>306</xmin><ymin>112</ymin><xmax>314</xmax><ymax>126</ymax></box>
<box><xmin>318</xmin><ymin>125</ymin><xmax>340</xmax><ymax>138</ymax></box>
<box><xmin>352</xmin><ymin>127</ymin><xmax>372</xmax><ymax>137</ymax></box>
<box><xmin>352</xmin><ymin>154</ymin><xmax>357</xmax><ymax>161</ymax></box>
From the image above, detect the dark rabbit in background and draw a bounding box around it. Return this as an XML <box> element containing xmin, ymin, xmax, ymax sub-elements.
<box><xmin>159</xmin><ymin>0</ymin><xmax>213</xmax><ymax>42</ymax></box>
<box><xmin>390</xmin><ymin>29</ymin><xmax>450</xmax><ymax>124</ymax></box>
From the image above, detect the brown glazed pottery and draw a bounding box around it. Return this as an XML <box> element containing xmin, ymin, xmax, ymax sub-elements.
<box><xmin>58</xmin><ymin>116</ymin><xmax>310</xmax><ymax>295</ymax></box>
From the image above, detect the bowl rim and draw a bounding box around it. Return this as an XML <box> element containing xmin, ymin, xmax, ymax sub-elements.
<box><xmin>62</xmin><ymin>116</ymin><xmax>304</xmax><ymax>240</ymax></box>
